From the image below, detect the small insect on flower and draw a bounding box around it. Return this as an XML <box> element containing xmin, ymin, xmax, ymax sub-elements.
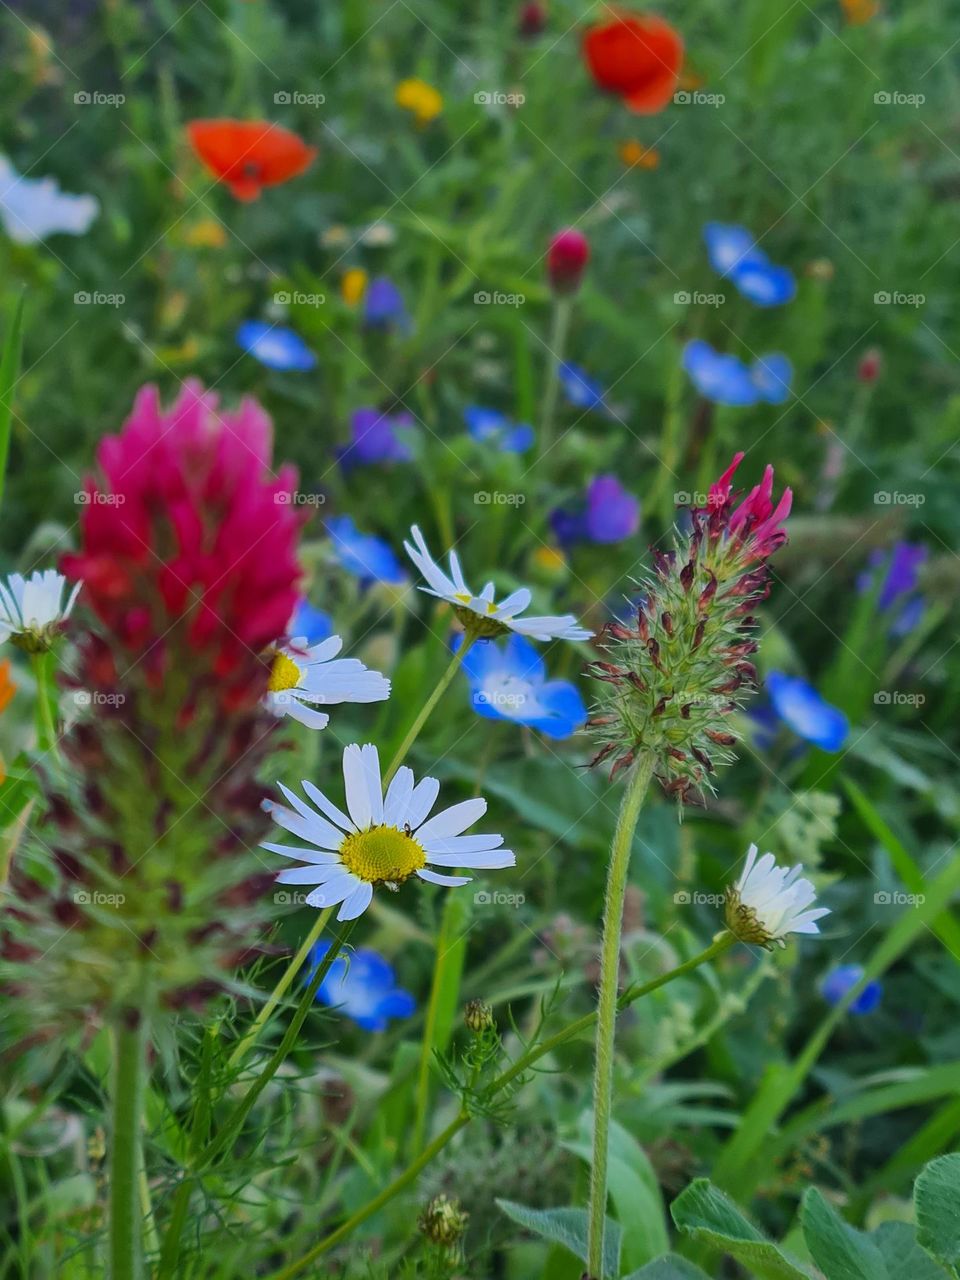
<box><xmin>582</xmin><ymin>10</ymin><xmax>684</xmax><ymax>114</ymax></box>
<box><xmin>725</xmin><ymin>844</ymin><xmax>830</xmax><ymax>949</ymax></box>
<box><xmin>0</xmin><ymin>570</ymin><xmax>80</xmax><ymax>653</ymax></box>
<box><xmin>266</xmin><ymin>634</ymin><xmax>390</xmax><ymax>730</ymax></box>
<box><xmin>186</xmin><ymin>119</ymin><xmax>316</xmax><ymax>201</ymax></box>
<box><xmin>404</xmin><ymin>524</ymin><xmax>591</xmax><ymax>643</ymax></box>
<box><xmin>263</xmin><ymin>743</ymin><xmax>515</xmax><ymax>921</ymax></box>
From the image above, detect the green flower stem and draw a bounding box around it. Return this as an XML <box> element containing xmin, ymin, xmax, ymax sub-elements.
<box><xmin>227</xmin><ymin>906</ymin><xmax>334</xmax><ymax>1070</ymax></box>
<box><xmin>109</xmin><ymin>1017</ymin><xmax>148</xmax><ymax>1280</ymax></box>
<box><xmin>410</xmin><ymin>891</ymin><xmax>462</xmax><ymax>1157</ymax></box>
<box><xmin>537</xmin><ymin>295</ymin><xmax>573</xmax><ymax>467</ymax></box>
<box><xmin>268</xmin><ymin>931</ymin><xmax>735</xmax><ymax>1279</ymax></box>
<box><xmin>586</xmin><ymin>752</ymin><xmax>655</xmax><ymax>1278</ymax></box>
<box><xmin>197</xmin><ymin>918</ymin><xmax>357</xmax><ymax>1173</ymax></box>
<box><xmin>382</xmin><ymin>635</ymin><xmax>475</xmax><ymax>786</ymax></box>
<box><xmin>30</xmin><ymin>650</ymin><xmax>58</xmax><ymax>755</ymax></box>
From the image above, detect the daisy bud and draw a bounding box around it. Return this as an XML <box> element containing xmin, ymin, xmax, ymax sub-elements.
<box><xmin>588</xmin><ymin>455</ymin><xmax>790</xmax><ymax>804</ymax></box>
<box><xmin>464</xmin><ymin>998</ymin><xmax>495</xmax><ymax>1033</ymax></box>
<box><xmin>419</xmin><ymin>1193</ymin><xmax>469</xmax><ymax>1246</ymax></box>
<box><xmin>1</xmin><ymin>384</ymin><xmax>303</xmax><ymax>1035</ymax></box>
<box><xmin>547</xmin><ymin>228</ymin><xmax>590</xmax><ymax>296</ymax></box>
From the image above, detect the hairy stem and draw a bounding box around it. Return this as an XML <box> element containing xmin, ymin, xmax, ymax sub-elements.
<box><xmin>109</xmin><ymin>1018</ymin><xmax>147</xmax><ymax>1280</ymax></box>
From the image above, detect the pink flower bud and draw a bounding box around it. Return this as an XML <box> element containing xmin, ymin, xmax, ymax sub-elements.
<box><xmin>547</xmin><ymin>228</ymin><xmax>590</xmax><ymax>295</ymax></box>
<box><xmin>518</xmin><ymin>1</ymin><xmax>547</xmax><ymax>36</ymax></box>
<box><xmin>857</xmin><ymin>348</ymin><xmax>882</xmax><ymax>383</ymax></box>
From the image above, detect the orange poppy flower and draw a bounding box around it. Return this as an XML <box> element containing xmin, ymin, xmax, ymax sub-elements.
<box><xmin>583</xmin><ymin>10</ymin><xmax>683</xmax><ymax>114</ymax></box>
<box><xmin>186</xmin><ymin>119</ymin><xmax>316</xmax><ymax>201</ymax></box>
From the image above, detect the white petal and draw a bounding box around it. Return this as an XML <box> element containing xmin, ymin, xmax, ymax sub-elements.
<box><xmin>427</xmin><ymin>849</ymin><xmax>515</xmax><ymax>869</ymax></box>
<box><xmin>416</xmin><ymin>797</ymin><xmax>487</xmax><ymax>841</ymax></box>
<box><xmin>283</xmin><ymin>700</ymin><xmax>331</xmax><ymax>731</ymax></box>
<box><xmin>493</xmin><ymin>587</ymin><xmax>532</xmax><ymax>619</ymax></box>
<box><xmin>304</xmin><ymin>873</ymin><xmax>359</xmax><ymax>909</ymax></box>
<box><xmin>417</xmin><ymin>868</ymin><xmax>472</xmax><ymax>887</ymax></box>
<box><xmin>276</xmin><ymin>863</ymin><xmax>347</xmax><ymax>885</ymax></box>
<box><xmin>361</xmin><ymin>743</ymin><xmax>384</xmax><ymax>825</ymax></box>
<box><xmin>421</xmin><ymin>834</ymin><xmax>505</xmax><ymax>857</ymax></box>
<box><xmin>261</xmin><ymin>841</ymin><xmax>340</xmax><ymax>865</ymax></box>
<box><xmin>306</xmin><ymin>635</ymin><xmax>344</xmax><ymax>662</ymax></box>
<box><xmin>263</xmin><ymin>802</ymin><xmax>327</xmax><ymax>847</ymax></box>
<box><xmin>277</xmin><ymin>783</ymin><xmax>343</xmax><ymax>848</ymax></box>
<box><xmin>301</xmin><ymin>779</ymin><xmax>355</xmax><ymax>834</ymax></box>
<box><xmin>383</xmin><ymin>766</ymin><xmax>415</xmax><ymax>827</ymax></box>
<box><xmin>337</xmin><ymin>880</ymin><xmax>374</xmax><ymax>920</ymax></box>
<box><xmin>343</xmin><ymin>744</ymin><xmax>375</xmax><ymax>829</ymax></box>
<box><xmin>406</xmin><ymin>776</ymin><xmax>440</xmax><ymax>829</ymax></box>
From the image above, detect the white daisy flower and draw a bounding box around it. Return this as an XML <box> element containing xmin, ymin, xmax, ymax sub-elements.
<box><xmin>0</xmin><ymin>570</ymin><xmax>81</xmax><ymax>652</ymax></box>
<box><xmin>265</xmin><ymin>635</ymin><xmax>390</xmax><ymax>731</ymax></box>
<box><xmin>263</xmin><ymin>743</ymin><xmax>515</xmax><ymax>921</ymax></box>
<box><xmin>725</xmin><ymin>843</ymin><xmax>830</xmax><ymax>949</ymax></box>
<box><xmin>0</xmin><ymin>156</ymin><xmax>99</xmax><ymax>245</ymax></box>
<box><xmin>404</xmin><ymin>524</ymin><xmax>591</xmax><ymax>643</ymax></box>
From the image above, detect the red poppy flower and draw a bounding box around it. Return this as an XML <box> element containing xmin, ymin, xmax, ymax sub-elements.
<box><xmin>583</xmin><ymin>10</ymin><xmax>683</xmax><ymax>114</ymax></box>
<box><xmin>186</xmin><ymin>119</ymin><xmax>316</xmax><ymax>201</ymax></box>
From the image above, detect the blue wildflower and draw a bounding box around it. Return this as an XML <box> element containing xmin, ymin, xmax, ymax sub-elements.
<box><xmin>339</xmin><ymin>407</ymin><xmax>414</xmax><ymax>468</ymax></box>
<box><xmin>327</xmin><ymin>516</ymin><xmax>406</xmax><ymax>585</ymax></box>
<box><xmin>308</xmin><ymin>942</ymin><xmax>415</xmax><ymax>1032</ymax></box>
<box><xmin>766</xmin><ymin>671</ymin><xmax>849</xmax><ymax>752</ymax></box>
<box><xmin>289</xmin><ymin>598</ymin><xmax>333</xmax><ymax>645</ymax></box>
<box><xmin>236</xmin><ymin>320</ymin><xmax>317</xmax><ymax>371</ymax></box>
<box><xmin>558</xmin><ymin>362</ymin><xmax>608</xmax><ymax>412</ymax></box>
<box><xmin>464</xmin><ymin>406</ymin><xmax>534</xmax><ymax>453</ymax></box>
<box><xmin>458</xmin><ymin>633</ymin><xmax>586</xmax><ymax>739</ymax></box>
<box><xmin>682</xmin><ymin>339</ymin><xmax>792</xmax><ymax>406</ymax></box>
<box><xmin>551</xmin><ymin>475</ymin><xmax>640</xmax><ymax>547</ymax></box>
<box><xmin>703</xmin><ymin>222</ymin><xmax>796</xmax><ymax>307</ymax></box>
<box><xmin>857</xmin><ymin>542</ymin><xmax>927</xmax><ymax>635</ymax></box>
<box><xmin>820</xmin><ymin>963</ymin><xmax>882</xmax><ymax>1015</ymax></box>
<box><xmin>363</xmin><ymin>276</ymin><xmax>409</xmax><ymax>330</ymax></box>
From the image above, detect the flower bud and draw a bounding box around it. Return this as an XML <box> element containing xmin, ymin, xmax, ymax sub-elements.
<box><xmin>857</xmin><ymin>347</ymin><xmax>882</xmax><ymax>383</ymax></box>
<box><xmin>518</xmin><ymin>1</ymin><xmax>547</xmax><ymax>36</ymax></box>
<box><xmin>464</xmin><ymin>998</ymin><xmax>495</xmax><ymax>1032</ymax></box>
<box><xmin>547</xmin><ymin>228</ymin><xmax>590</xmax><ymax>295</ymax></box>
<box><xmin>419</xmin><ymin>1193</ymin><xmax>469</xmax><ymax>1246</ymax></box>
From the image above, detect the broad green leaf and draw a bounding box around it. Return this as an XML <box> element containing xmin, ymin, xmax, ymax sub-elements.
<box><xmin>496</xmin><ymin>1200</ymin><xmax>621</xmax><ymax>1279</ymax></box>
<box><xmin>800</xmin><ymin>1187</ymin><xmax>888</xmax><ymax>1280</ymax></box>
<box><xmin>873</xmin><ymin>1222</ymin><xmax>952</xmax><ymax>1279</ymax></box>
<box><xmin>915</xmin><ymin>1154</ymin><xmax>960</xmax><ymax>1274</ymax></box>
<box><xmin>671</xmin><ymin>1179</ymin><xmax>812</xmax><ymax>1280</ymax></box>
<box><xmin>624</xmin><ymin>1256</ymin><xmax>713</xmax><ymax>1279</ymax></box>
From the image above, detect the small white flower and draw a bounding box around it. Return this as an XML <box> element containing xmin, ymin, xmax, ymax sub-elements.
<box><xmin>0</xmin><ymin>570</ymin><xmax>81</xmax><ymax>652</ymax></box>
<box><xmin>725</xmin><ymin>843</ymin><xmax>829</xmax><ymax>949</ymax></box>
<box><xmin>404</xmin><ymin>524</ymin><xmax>591</xmax><ymax>643</ymax></box>
<box><xmin>265</xmin><ymin>635</ymin><xmax>390</xmax><ymax>730</ymax></box>
<box><xmin>0</xmin><ymin>156</ymin><xmax>99</xmax><ymax>245</ymax></box>
<box><xmin>263</xmin><ymin>742</ymin><xmax>515</xmax><ymax>921</ymax></box>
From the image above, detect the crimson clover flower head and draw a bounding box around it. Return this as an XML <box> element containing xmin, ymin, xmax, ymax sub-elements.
<box><xmin>587</xmin><ymin>455</ymin><xmax>791</xmax><ymax>805</ymax></box>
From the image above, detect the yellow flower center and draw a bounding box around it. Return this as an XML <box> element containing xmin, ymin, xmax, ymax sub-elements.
<box><xmin>268</xmin><ymin>652</ymin><xmax>303</xmax><ymax>693</ymax></box>
<box><xmin>339</xmin><ymin>824</ymin><xmax>425</xmax><ymax>886</ymax></box>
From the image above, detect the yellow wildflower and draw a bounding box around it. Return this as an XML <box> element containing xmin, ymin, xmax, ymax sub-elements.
<box><xmin>395</xmin><ymin>78</ymin><xmax>443</xmax><ymax>127</ymax></box>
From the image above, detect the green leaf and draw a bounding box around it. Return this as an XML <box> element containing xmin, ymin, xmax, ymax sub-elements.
<box><xmin>800</xmin><ymin>1187</ymin><xmax>888</xmax><ymax>1280</ymax></box>
<box><xmin>623</xmin><ymin>1256</ymin><xmax>713</xmax><ymax>1279</ymax></box>
<box><xmin>915</xmin><ymin>1154</ymin><xmax>960</xmax><ymax>1274</ymax></box>
<box><xmin>496</xmin><ymin>1200</ymin><xmax>621</xmax><ymax>1279</ymax></box>
<box><xmin>671</xmin><ymin>1179</ymin><xmax>812</xmax><ymax>1280</ymax></box>
<box><xmin>872</xmin><ymin>1222</ymin><xmax>952</xmax><ymax>1279</ymax></box>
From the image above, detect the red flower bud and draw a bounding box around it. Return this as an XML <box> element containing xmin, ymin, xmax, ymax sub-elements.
<box><xmin>857</xmin><ymin>347</ymin><xmax>882</xmax><ymax>383</ymax></box>
<box><xmin>547</xmin><ymin>228</ymin><xmax>590</xmax><ymax>295</ymax></box>
<box><xmin>518</xmin><ymin>1</ymin><xmax>547</xmax><ymax>36</ymax></box>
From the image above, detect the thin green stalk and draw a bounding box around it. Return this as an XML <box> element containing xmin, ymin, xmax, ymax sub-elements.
<box><xmin>0</xmin><ymin>294</ymin><xmax>25</xmax><ymax>515</ymax></box>
<box><xmin>383</xmin><ymin>636</ymin><xmax>475</xmax><ymax>785</ymax></box>
<box><xmin>586</xmin><ymin>754</ymin><xmax>655</xmax><ymax>1278</ymax></box>
<box><xmin>30</xmin><ymin>650</ymin><xmax>58</xmax><ymax>755</ymax></box>
<box><xmin>227</xmin><ymin>906</ymin><xmax>333</xmax><ymax>1069</ymax></box>
<box><xmin>109</xmin><ymin>1018</ymin><xmax>148</xmax><ymax>1280</ymax></box>
<box><xmin>537</xmin><ymin>295</ymin><xmax>573</xmax><ymax>465</ymax></box>
<box><xmin>411</xmin><ymin>892</ymin><xmax>464</xmax><ymax>1156</ymax></box>
<box><xmin>270</xmin><ymin>932</ymin><xmax>734</xmax><ymax>1278</ymax></box>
